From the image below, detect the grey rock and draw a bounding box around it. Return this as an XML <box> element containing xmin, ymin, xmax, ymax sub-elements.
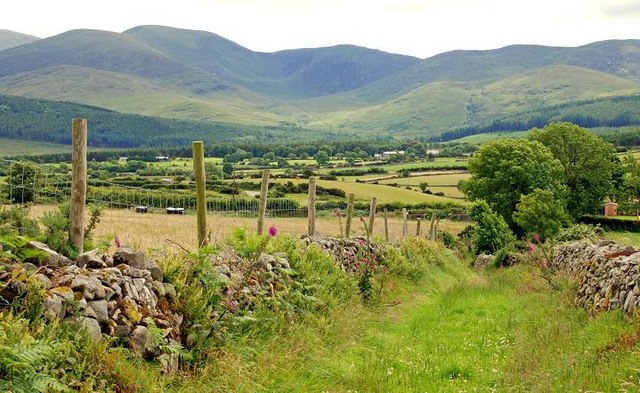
<box><xmin>76</xmin><ymin>249</ymin><xmax>107</xmax><ymax>269</ymax></box>
<box><xmin>214</xmin><ymin>264</ymin><xmax>232</xmax><ymax>278</ymax></box>
<box><xmin>114</xmin><ymin>316</ymin><xmax>133</xmax><ymax>338</ymax></box>
<box><xmin>113</xmin><ymin>246</ymin><xmax>147</xmax><ymax>269</ymax></box>
<box><xmin>129</xmin><ymin>325</ymin><xmax>156</xmax><ymax>357</ymax></box>
<box><xmin>151</xmin><ymin>281</ymin><xmax>166</xmax><ymax>297</ymax></box>
<box><xmin>50</xmin><ymin>286</ymin><xmax>75</xmax><ymax>302</ymax></box>
<box><xmin>25</xmin><ymin>241</ymin><xmax>73</xmax><ymax>267</ymax></box>
<box><xmin>43</xmin><ymin>295</ymin><xmax>65</xmax><ymax>321</ymax></box>
<box><xmin>75</xmin><ymin>317</ymin><xmax>102</xmax><ymax>341</ymax></box>
<box><xmin>144</xmin><ymin>260</ymin><xmax>163</xmax><ymax>282</ymax></box>
<box><xmin>33</xmin><ymin>273</ymin><xmax>52</xmax><ymax>289</ymax></box>
<box><xmin>117</xmin><ymin>264</ymin><xmax>150</xmax><ymax>279</ymax></box>
<box><xmin>88</xmin><ymin>300</ymin><xmax>109</xmax><ymax>323</ymax></box>
<box><xmin>82</xmin><ymin>305</ymin><xmax>98</xmax><ymax>319</ymax></box>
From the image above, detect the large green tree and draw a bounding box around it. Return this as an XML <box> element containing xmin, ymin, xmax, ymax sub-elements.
<box><xmin>529</xmin><ymin>122</ymin><xmax>617</xmax><ymax>217</ymax></box>
<box><xmin>513</xmin><ymin>189</ymin><xmax>570</xmax><ymax>240</ymax></box>
<box><xmin>460</xmin><ymin>139</ymin><xmax>566</xmax><ymax>228</ymax></box>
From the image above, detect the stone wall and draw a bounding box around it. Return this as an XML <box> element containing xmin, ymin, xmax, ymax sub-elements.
<box><xmin>0</xmin><ymin>242</ymin><xmax>182</xmax><ymax>359</ymax></box>
<box><xmin>302</xmin><ymin>235</ymin><xmax>382</xmax><ymax>272</ymax></box>
<box><xmin>553</xmin><ymin>241</ymin><xmax>640</xmax><ymax>314</ymax></box>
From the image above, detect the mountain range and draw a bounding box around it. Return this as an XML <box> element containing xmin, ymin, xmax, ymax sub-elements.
<box><xmin>0</xmin><ymin>25</ymin><xmax>639</xmax><ymax>144</ymax></box>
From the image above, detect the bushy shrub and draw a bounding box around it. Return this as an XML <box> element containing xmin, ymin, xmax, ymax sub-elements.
<box><xmin>469</xmin><ymin>201</ymin><xmax>515</xmax><ymax>254</ymax></box>
<box><xmin>555</xmin><ymin>223</ymin><xmax>604</xmax><ymax>242</ymax></box>
<box><xmin>385</xmin><ymin>238</ymin><xmax>458</xmax><ymax>282</ymax></box>
<box><xmin>0</xmin><ymin>206</ymin><xmax>40</xmax><ymax>237</ymax></box>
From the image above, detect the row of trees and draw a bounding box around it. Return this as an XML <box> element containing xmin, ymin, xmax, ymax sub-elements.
<box><xmin>460</xmin><ymin>122</ymin><xmax>632</xmax><ymax>243</ymax></box>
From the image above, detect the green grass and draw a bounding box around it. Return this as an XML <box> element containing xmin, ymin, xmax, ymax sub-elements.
<box><xmin>0</xmin><ymin>138</ymin><xmax>71</xmax><ymax>157</ymax></box>
<box><xmin>378</xmin><ymin>172</ymin><xmax>470</xmax><ymax>186</ymax></box>
<box><xmin>456</xmin><ymin>130</ymin><xmax>530</xmax><ymax>143</ymax></box>
<box><xmin>242</xmin><ymin>264</ymin><xmax>640</xmax><ymax>392</ymax></box>
<box><xmin>253</xmin><ymin>177</ymin><xmax>466</xmax><ymax>204</ymax></box>
<box><xmin>605</xmin><ymin>230</ymin><xmax>640</xmax><ymax>245</ymax></box>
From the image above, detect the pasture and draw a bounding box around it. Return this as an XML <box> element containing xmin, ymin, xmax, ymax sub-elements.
<box><xmin>28</xmin><ymin>205</ymin><xmax>470</xmax><ymax>252</ymax></box>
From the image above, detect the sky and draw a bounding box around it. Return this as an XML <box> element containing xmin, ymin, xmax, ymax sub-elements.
<box><xmin>2</xmin><ymin>0</ymin><xmax>639</xmax><ymax>59</ymax></box>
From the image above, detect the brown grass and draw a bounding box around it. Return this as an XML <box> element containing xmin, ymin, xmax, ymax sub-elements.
<box><xmin>28</xmin><ymin>205</ymin><xmax>469</xmax><ymax>253</ymax></box>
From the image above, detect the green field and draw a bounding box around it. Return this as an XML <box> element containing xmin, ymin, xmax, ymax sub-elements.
<box><xmin>241</xmin><ymin>177</ymin><xmax>467</xmax><ymax>204</ymax></box>
<box><xmin>0</xmin><ymin>138</ymin><xmax>71</xmax><ymax>157</ymax></box>
<box><xmin>456</xmin><ymin>130</ymin><xmax>530</xmax><ymax>143</ymax></box>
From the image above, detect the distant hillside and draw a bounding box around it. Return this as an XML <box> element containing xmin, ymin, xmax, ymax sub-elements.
<box><xmin>0</xmin><ymin>93</ymin><xmax>330</xmax><ymax>147</ymax></box>
<box><xmin>433</xmin><ymin>94</ymin><xmax>640</xmax><ymax>141</ymax></box>
<box><xmin>0</xmin><ymin>30</ymin><xmax>39</xmax><ymax>51</ymax></box>
<box><xmin>0</xmin><ymin>26</ymin><xmax>639</xmax><ymax>142</ymax></box>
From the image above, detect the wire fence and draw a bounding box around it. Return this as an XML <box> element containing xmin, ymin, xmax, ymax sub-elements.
<box><xmin>0</xmin><ymin>159</ymin><xmax>325</xmax><ymax>219</ymax></box>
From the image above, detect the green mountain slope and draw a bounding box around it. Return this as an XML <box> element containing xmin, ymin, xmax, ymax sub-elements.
<box><xmin>0</xmin><ymin>26</ymin><xmax>638</xmax><ymax>142</ymax></box>
<box><xmin>0</xmin><ymin>30</ymin><xmax>39</xmax><ymax>51</ymax></box>
<box><xmin>0</xmin><ymin>93</ymin><xmax>321</xmax><ymax>147</ymax></box>
<box><xmin>0</xmin><ymin>65</ymin><xmax>283</xmax><ymax>124</ymax></box>
<box><xmin>125</xmin><ymin>25</ymin><xmax>421</xmax><ymax>99</ymax></box>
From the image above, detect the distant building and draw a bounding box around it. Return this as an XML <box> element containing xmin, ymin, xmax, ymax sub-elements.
<box><xmin>373</xmin><ymin>153</ymin><xmax>383</xmax><ymax>160</ymax></box>
<box><xmin>382</xmin><ymin>150</ymin><xmax>405</xmax><ymax>158</ymax></box>
<box><xmin>155</xmin><ymin>156</ymin><xmax>170</xmax><ymax>161</ymax></box>
<box><xmin>118</xmin><ymin>157</ymin><xmax>128</xmax><ymax>162</ymax></box>
<box><xmin>426</xmin><ymin>149</ymin><xmax>440</xmax><ymax>156</ymax></box>
<box><xmin>604</xmin><ymin>202</ymin><xmax>618</xmax><ymax>216</ymax></box>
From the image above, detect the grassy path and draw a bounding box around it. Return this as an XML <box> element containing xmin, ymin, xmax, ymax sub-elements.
<box><xmin>250</xmin><ymin>263</ymin><xmax>640</xmax><ymax>392</ymax></box>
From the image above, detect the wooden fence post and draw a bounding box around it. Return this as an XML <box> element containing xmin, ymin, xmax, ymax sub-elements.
<box><xmin>192</xmin><ymin>141</ymin><xmax>208</xmax><ymax>247</ymax></box>
<box><xmin>434</xmin><ymin>218</ymin><xmax>440</xmax><ymax>241</ymax></box>
<box><xmin>308</xmin><ymin>177</ymin><xmax>316</xmax><ymax>236</ymax></box>
<box><xmin>384</xmin><ymin>208</ymin><xmax>389</xmax><ymax>242</ymax></box>
<box><xmin>257</xmin><ymin>169</ymin><xmax>270</xmax><ymax>235</ymax></box>
<box><xmin>368</xmin><ymin>197</ymin><xmax>377</xmax><ymax>237</ymax></box>
<box><xmin>402</xmin><ymin>208</ymin><xmax>408</xmax><ymax>238</ymax></box>
<box><xmin>345</xmin><ymin>193</ymin><xmax>355</xmax><ymax>237</ymax></box>
<box><xmin>416</xmin><ymin>217</ymin><xmax>421</xmax><ymax>236</ymax></box>
<box><xmin>429</xmin><ymin>213</ymin><xmax>436</xmax><ymax>240</ymax></box>
<box><xmin>70</xmin><ymin>118</ymin><xmax>87</xmax><ymax>254</ymax></box>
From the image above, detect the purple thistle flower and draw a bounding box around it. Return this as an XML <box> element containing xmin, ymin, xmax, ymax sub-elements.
<box><xmin>268</xmin><ymin>225</ymin><xmax>278</xmax><ymax>237</ymax></box>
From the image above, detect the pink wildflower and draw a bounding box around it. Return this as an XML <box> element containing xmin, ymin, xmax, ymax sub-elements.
<box><xmin>381</xmin><ymin>265</ymin><xmax>388</xmax><ymax>274</ymax></box>
<box><xmin>114</xmin><ymin>236</ymin><xmax>121</xmax><ymax>248</ymax></box>
<box><xmin>359</xmin><ymin>216</ymin><xmax>365</xmax><ymax>223</ymax></box>
<box><xmin>528</xmin><ymin>242</ymin><xmax>534</xmax><ymax>256</ymax></box>
<box><xmin>532</xmin><ymin>233</ymin><xmax>540</xmax><ymax>243</ymax></box>
<box><xmin>334</xmin><ymin>208</ymin><xmax>342</xmax><ymax>217</ymax></box>
<box><xmin>268</xmin><ymin>225</ymin><xmax>278</xmax><ymax>237</ymax></box>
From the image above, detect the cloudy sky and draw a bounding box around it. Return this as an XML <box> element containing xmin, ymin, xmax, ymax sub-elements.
<box><xmin>2</xmin><ymin>0</ymin><xmax>639</xmax><ymax>58</ymax></box>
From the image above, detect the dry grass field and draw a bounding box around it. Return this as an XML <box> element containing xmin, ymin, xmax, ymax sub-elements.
<box><xmin>29</xmin><ymin>205</ymin><xmax>469</xmax><ymax>253</ymax></box>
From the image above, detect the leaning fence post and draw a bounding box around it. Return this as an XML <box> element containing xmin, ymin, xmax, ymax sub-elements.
<box><xmin>257</xmin><ymin>169</ymin><xmax>270</xmax><ymax>235</ymax></box>
<box><xmin>402</xmin><ymin>208</ymin><xmax>408</xmax><ymax>238</ymax></box>
<box><xmin>384</xmin><ymin>208</ymin><xmax>389</xmax><ymax>242</ymax></box>
<box><xmin>308</xmin><ymin>177</ymin><xmax>316</xmax><ymax>236</ymax></box>
<box><xmin>345</xmin><ymin>193</ymin><xmax>355</xmax><ymax>237</ymax></box>
<box><xmin>70</xmin><ymin>118</ymin><xmax>87</xmax><ymax>254</ymax></box>
<box><xmin>368</xmin><ymin>197</ymin><xmax>377</xmax><ymax>237</ymax></box>
<box><xmin>192</xmin><ymin>141</ymin><xmax>208</xmax><ymax>247</ymax></box>
<box><xmin>416</xmin><ymin>217</ymin><xmax>421</xmax><ymax>237</ymax></box>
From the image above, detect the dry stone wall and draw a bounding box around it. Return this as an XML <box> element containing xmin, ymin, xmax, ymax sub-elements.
<box><xmin>302</xmin><ymin>235</ymin><xmax>382</xmax><ymax>272</ymax></box>
<box><xmin>553</xmin><ymin>241</ymin><xmax>640</xmax><ymax>314</ymax></box>
<box><xmin>0</xmin><ymin>242</ymin><xmax>182</xmax><ymax>359</ymax></box>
